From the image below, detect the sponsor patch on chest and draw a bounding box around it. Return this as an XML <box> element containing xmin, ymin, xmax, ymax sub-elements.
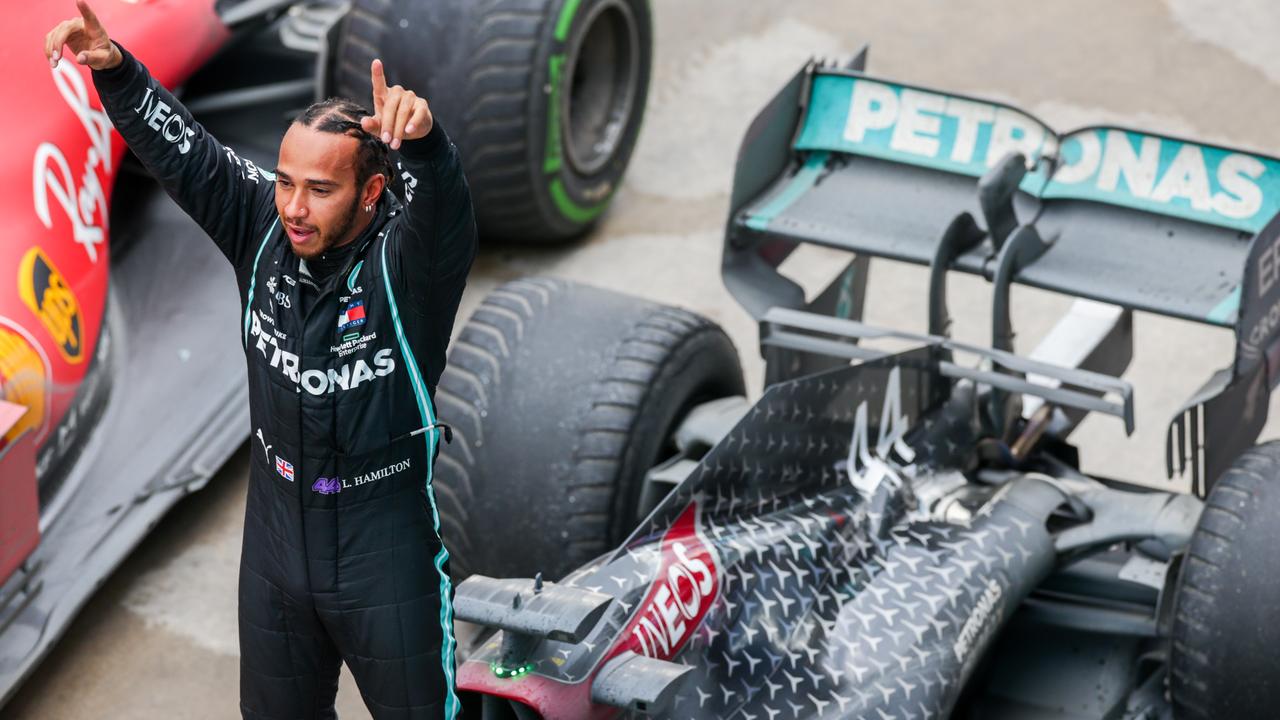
<box><xmin>338</xmin><ymin>300</ymin><xmax>367</xmax><ymax>333</ymax></box>
<box><xmin>249</xmin><ymin>309</ymin><xmax>396</xmax><ymax>394</ymax></box>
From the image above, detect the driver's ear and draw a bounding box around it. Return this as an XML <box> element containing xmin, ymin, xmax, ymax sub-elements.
<box><xmin>363</xmin><ymin>172</ymin><xmax>387</xmax><ymax>207</ymax></box>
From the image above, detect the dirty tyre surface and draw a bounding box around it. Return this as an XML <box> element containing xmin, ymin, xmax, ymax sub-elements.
<box><xmin>334</xmin><ymin>0</ymin><xmax>653</xmax><ymax>243</ymax></box>
<box><xmin>1170</xmin><ymin>441</ymin><xmax>1280</xmax><ymax>719</ymax></box>
<box><xmin>331</xmin><ymin>0</ymin><xmax>389</xmax><ymax>102</ymax></box>
<box><xmin>432</xmin><ymin>278</ymin><xmax>743</xmax><ymax>581</ymax></box>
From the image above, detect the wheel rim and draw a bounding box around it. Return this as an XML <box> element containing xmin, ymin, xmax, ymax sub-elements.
<box><xmin>560</xmin><ymin>0</ymin><xmax>640</xmax><ymax>176</ymax></box>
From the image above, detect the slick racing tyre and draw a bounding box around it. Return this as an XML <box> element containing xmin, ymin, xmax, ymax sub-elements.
<box><xmin>334</xmin><ymin>0</ymin><xmax>652</xmax><ymax>242</ymax></box>
<box><xmin>432</xmin><ymin>278</ymin><xmax>744</xmax><ymax>580</ymax></box>
<box><xmin>1170</xmin><ymin>441</ymin><xmax>1280</xmax><ymax>719</ymax></box>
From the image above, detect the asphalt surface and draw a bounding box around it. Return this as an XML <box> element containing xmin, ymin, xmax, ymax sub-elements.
<box><xmin>9</xmin><ymin>0</ymin><xmax>1280</xmax><ymax>717</ymax></box>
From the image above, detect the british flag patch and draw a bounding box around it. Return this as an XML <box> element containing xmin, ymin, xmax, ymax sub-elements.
<box><xmin>275</xmin><ymin>455</ymin><xmax>295</xmax><ymax>482</ymax></box>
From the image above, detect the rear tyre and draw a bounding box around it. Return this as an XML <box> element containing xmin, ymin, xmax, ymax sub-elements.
<box><xmin>432</xmin><ymin>278</ymin><xmax>744</xmax><ymax>580</ymax></box>
<box><xmin>333</xmin><ymin>0</ymin><xmax>652</xmax><ymax>242</ymax></box>
<box><xmin>1170</xmin><ymin>441</ymin><xmax>1280</xmax><ymax>718</ymax></box>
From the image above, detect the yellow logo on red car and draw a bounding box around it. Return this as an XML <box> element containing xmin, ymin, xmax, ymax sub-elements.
<box><xmin>18</xmin><ymin>247</ymin><xmax>82</xmax><ymax>363</ymax></box>
<box><xmin>0</xmin><ymin>326</ymin><xmax>47</xmax><ymax>449</ymax></box>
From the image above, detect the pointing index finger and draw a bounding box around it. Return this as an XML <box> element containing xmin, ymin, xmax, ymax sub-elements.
<box><xmin>370</xmin><ymin>58</ymin><xmax>388</xmax><ymax>112</ymax></box>
<box><xmin>76</xmin><ymin>0</ymin><xmax>103</xmax><ymax>32</ymax></box>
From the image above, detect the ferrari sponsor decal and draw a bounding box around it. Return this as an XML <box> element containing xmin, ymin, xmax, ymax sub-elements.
<box><xmin>337</xmin><ymin>300</ymin><xmax>366</xmax><ymax>332</ymax></box>
<box><xmin>249</xmin><ymin>310</ymin><xmax>395</xmax><ymax>394</ymax></box>
<box><xmin>35</xmin><ymin>60</ymin><xmax>112</xmax><ymax>263</ymax></box>
<box><xmin>0</xmin><ymin>325</ymin><xmax>48</xmax><ymax>451</ymax></box>
<box><xmin>797</xmin><ymin>73</ymin><xmax>1280</xmax><ymax>232</ymax></box>
<box><xmin>18</xmin><ymin>247</ymin><xmax>83</xmax><ymax>363</ymax></box>
<box><xmin>608</xmin><ymin>500</ymin><xmax>721</xmax><ymax>662</ymax></box>
<box><xmin>275</xmin><ymin>455</ymin><xmax>294</xmax><ymax>481</ymax></box>
<box><xmin>132</xmin><ymin>86</ymin><xmax>196</xmax><ymax>155</ymax></box>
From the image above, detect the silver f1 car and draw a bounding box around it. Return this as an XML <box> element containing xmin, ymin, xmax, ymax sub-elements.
<box><xmin>426</xmin><ymin>49</ymin><xmax>1280</xmax><ymax>719</ymax></box>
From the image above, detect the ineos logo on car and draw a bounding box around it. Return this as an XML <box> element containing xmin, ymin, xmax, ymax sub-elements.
<box><xmin>608</xmin><ymin>500</ymin><xmax>721</xmax><ymax>662</ymax></box>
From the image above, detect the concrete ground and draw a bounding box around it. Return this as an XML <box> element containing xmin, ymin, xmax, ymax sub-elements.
<box><xmin>8</xmin><ymin>0</ymin><xmax>1280</xmax><ymax>717</ymax></box>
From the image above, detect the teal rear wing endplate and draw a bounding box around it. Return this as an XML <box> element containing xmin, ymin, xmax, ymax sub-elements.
<box><xmin>726</xmin><ymin>65</ymin><xmax>1280</xmax><ymax>329</ymax></box>
<box><xmin>723</xmin><ymin>58</ymin><xmax>1280</xmax><ymax>496</ymax></box>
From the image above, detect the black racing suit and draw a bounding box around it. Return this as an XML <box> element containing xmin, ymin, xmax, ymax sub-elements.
<box><xmin>93</xmin><ymin>45</ymin><xmax>477</xmax><ymax>719</ymax></box>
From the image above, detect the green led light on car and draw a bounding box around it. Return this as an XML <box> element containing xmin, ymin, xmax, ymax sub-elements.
<box><xmin>490</xmin><ymin>661</ymin><xmax>536</xmax><ymax>679</ymax></box>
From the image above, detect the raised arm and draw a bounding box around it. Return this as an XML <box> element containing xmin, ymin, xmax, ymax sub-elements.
<box><xmin>361</xmin><ymin>60</ymin><xmax>477</xmax><ymax>313</ymax></box>
<box><xmin>45</xmin><ymin>0</ymin><xmax>276</xmax><ymax>268</ymax></box>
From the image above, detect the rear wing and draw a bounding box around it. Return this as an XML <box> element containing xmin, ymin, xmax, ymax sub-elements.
<box><xmin>724</xmin><ymin>55</ymin><xmax>1280</xmax><ymax>494</ymax></box>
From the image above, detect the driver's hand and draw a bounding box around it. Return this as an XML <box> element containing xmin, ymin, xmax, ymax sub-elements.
<box><xmin>44</xmin><ymin>0</ymin><xmax>121</xmax><ymax>71</ymax></box>
<box><xmin>360</xmin><ymin>59</ymin><xmax>433</xmax><ymax>151</ymax></box>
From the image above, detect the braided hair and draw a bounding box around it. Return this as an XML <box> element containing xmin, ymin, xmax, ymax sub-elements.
<box><xmin>295</xmin><ymin>98</ymin><xmax>394</xmax><ymax>187</ymax></box>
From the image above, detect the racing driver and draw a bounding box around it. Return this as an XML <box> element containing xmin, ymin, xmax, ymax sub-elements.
<box><xmin>45</xmin><ymin>2</ymin><xmax>477</xmax><ymax>717</ymax></box>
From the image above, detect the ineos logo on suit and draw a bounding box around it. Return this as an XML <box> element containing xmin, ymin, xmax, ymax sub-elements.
<box><xmin>132</xmin><ymin>86</ymin><xmax>195</xmax><ymax>154</ymax></box>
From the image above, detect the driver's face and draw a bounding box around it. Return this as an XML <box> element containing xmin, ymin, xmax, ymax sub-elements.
<box><xmin>274</xmin><ymin>124</ymin><xmax>364</xmax><ymax>260</ymax></box>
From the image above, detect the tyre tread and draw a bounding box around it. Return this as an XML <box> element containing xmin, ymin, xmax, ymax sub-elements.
<box><xmin>1171</xmin><ymin>440</ymin><xmax>1280</xmax><ymax>719</ymax></box>
<box><xmin>434</xmin><ymin>278</ymin><xmax>742</xmax><ymax>579</ymax></box>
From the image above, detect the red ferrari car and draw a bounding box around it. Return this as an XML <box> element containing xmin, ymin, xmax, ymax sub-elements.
<box><xmin>0</xmin><ymin>0</ymin><xmax>651</xmax><ymax>704</ymax></box>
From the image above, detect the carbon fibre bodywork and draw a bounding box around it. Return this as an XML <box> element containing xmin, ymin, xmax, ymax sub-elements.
<box><xmin>458</xmin><ymin>349</ymin><xmax>1090</xmax><ymax>718</ymax></box>
<box><xmin>456</xmin><ymin>345</ymin><xmax>1181</xmax><ymax>719</ymax></box>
